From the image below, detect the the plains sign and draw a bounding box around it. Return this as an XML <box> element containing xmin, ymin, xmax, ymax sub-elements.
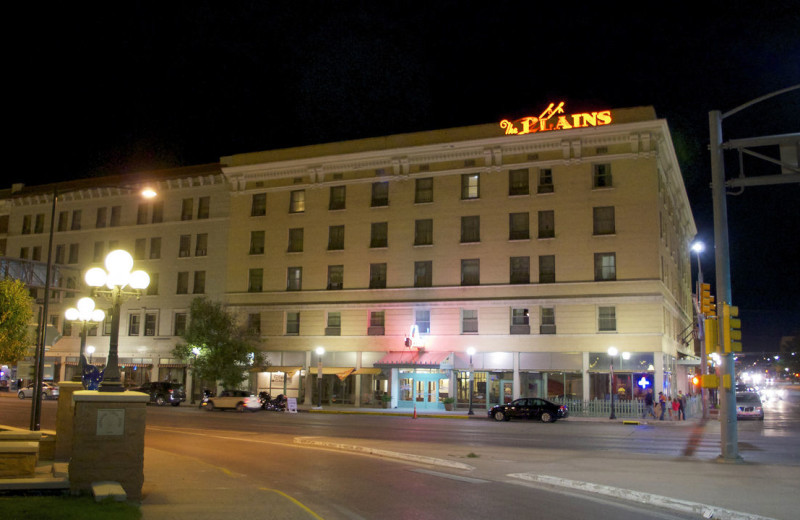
<box><xmin>500</xmin><ymin>102</ymin><xmax>612</xmax><ymax>135</ymax></box>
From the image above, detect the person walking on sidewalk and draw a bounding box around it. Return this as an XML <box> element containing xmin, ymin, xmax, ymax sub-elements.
<box><xmin>658</xmin><ymin>391</ymin><xmax>666</xmax><ymax>421</ymax></box>
<box><xmin>642</xmin><ymin>388</ymin><xmax>656</xmax><ymax>419</ymax></box>
<box><xmin>671</xmin><ymin>396</ymin><xmax>680</xmax><ymax>420</ymax></box>
<box><xmin>677</xmin><ymin>390</ymin><xmax>686</xmax><ymax>420</ymax></box>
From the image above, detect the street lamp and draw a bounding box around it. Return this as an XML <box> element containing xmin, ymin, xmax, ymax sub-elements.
<box><xmin>466</xmin><ymin>347</ymin><xmax>476</xmax><ymax>415</ymax></box>
<box><xmin>190</xmin><ymin>346</ymin><xmax>201</xmax><ymax>404</ymax></box>
<box><xmin>691</xmin><ymin>241</ymin><xmax>710</xmax><ymax>420</ymax></box>
<box><xmin>86</xmin><ymin>346</ymin><xmax>95</xmax><ymax>365</ymax></box>
<box><xmin>65</xmin><ymin>297</ymin><xmax>105</xmax><ymax>387</ymax></box>
<box><xmin>607</xmin><ymin>347</ymin><xmax>628</xmax><ymax>420</ymax></box>
<box><xmin>315</xmin><ymin>347</ymin><xmax>325</xmax><ymax>409</ymax></box>
<box><xmin>85</xmin><ymin>250</ymin><xmax>150</xmax><ymax>392</ymax></box>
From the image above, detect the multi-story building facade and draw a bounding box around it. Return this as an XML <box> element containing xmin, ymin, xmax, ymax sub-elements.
<box><xmin>1</xmin><ymin>104</ymin><xmax>696</xmax><ymax>411</ymax></box>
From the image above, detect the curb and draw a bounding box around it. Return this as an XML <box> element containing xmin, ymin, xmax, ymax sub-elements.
<box><xmin>508</xmin><ymin>473</ymin><xmax>776</xmax><ymax>520</ymax></box>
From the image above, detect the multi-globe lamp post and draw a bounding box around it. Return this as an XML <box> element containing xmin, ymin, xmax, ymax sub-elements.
<box><xmin>64</xmin><ymin>297</ymin><xmax>105</xmax><ymax>382</ymax></box>
<box><xmin>84</xmin><ymin>250</ymin><xmax>150</xmax><ymax>392</ymax></box>
<box><xmin>607</xmin><ymin>347</ymin><xmax>629</xmax><ymax>420</ymax></box>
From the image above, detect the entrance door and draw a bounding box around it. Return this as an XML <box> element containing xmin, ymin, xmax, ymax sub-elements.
<box><xmin>501</xmin><ymin>380</ymin><xmax>513</xmax><ymax>404</ymax></box>
<box><xmin>399</xmin><ymin>373</ymin><xmax>446</xmax><ymax>410</ymax></box>
<box><xmin>489</xmin><ymin>378</ymin><xmax>515</xmax><ymax>408</ymax></box>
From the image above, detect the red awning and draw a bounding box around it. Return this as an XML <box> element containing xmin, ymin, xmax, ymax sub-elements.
<box><xmin>375</xmin><ymin>350</ymin><xmax>451</xmax><ymax>368</ymax></box>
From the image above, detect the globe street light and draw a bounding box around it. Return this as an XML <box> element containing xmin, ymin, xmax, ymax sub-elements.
<box><xmin>466</xmin><ymin>347</ymin><xmax>476</xmax><ymax>415</ymax></box>
<box><xmin>315</xmin><ymin>347</ymin><xmax>325</xmax><ymax>409</ymax></box>
<box><xmin>85</xmin><ymin>249</ymin><xmax>150</xmax><ymax>392</ymax></box>
<box><xmin>86</xmin><ymin>345</ymin><xmax>95</xmax><ymax>365</ymax></box>
<box><xmin>691</xmin><ymin>241</ymin><xmax>710</xmax><ymax>421</ymax></box>
<box><xmin>65</xmin><ymin>297</ymin><xmax>105</xmax><ymax>386</ymax></box>
<box><xmin>191</xmin><ymin>346</ymin><xmax>201</xmax><ymax>404</ymax></box>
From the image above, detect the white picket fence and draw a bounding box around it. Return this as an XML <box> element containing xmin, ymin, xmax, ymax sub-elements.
<box><xmin>551</xmin><ymin>396</ymin><xmax>701</xmax><ymax>419</ymax></box>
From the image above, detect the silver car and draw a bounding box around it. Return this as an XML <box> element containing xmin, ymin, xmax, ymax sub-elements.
<box><xmin>736</xmin><ymin>391</ymin><xmax>764</xmax><ymax>420</ymax></box>
<box><xmin>17</xmin><ymin>382</ymin><xmax>60</xmax><ymax>400</ymax></box>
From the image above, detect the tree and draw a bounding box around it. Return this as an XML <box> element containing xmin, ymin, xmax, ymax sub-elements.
<box><xmin>172</xmin><ymin>297</ymin><xmax>265</xmax><ymax>390</ymax></box>
<box><xmin>0</xmin><ymin>279</ymin><xmax>35</xmax><ymax>364</ymax></box>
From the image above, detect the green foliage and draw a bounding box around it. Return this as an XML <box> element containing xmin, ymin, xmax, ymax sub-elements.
<box><xmin>0</xmin><ymin>278</ymin><xmax>35</xmax><ymax>364</ymax></box>
<box><xmin>0</xmin><ymin>494</ymin><xmax>140</xmax><ymax>520</ymax></box>
<box><xmin>172</xmin><ymin>297</ymin><xmax>265</xmax><ymax>389</ymax></box>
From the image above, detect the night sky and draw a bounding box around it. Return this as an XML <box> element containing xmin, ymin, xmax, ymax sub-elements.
<box><xmin>10</xmin><ymin>2</ymin><xmax>799</xmax><ymax>350</ymax></box>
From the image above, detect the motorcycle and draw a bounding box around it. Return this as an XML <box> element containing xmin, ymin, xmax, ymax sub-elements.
<box><xmin>264</xmin><ymin>393</ymin><xmax>287</xmax><ymax>411</ymax></box>
<box><xmin>199</xmin><ymin>389</ymin><xmax>214</xmax><ymax>409</ymax></box>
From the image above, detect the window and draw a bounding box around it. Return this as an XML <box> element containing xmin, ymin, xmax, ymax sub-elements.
<box><xmin>370</xmin><ymin>222</ymin><xmax>388</xmax><ymax>248</ymax></box>
<box><xmin>71</xmin><ymin>210</ymin><xmax>81</xmax><ymax>230</ymax></box>
<box><xmin>539</xmin><ymin>255</ymin><xmax>555</xmax><ymax>283</ymax></box>
<box><xmin>137</xmin><ymin>204</ymin><xmax>148</xmax><ymax>225</ymax></box>
<box><xmin>509</xmin><ymin>168</ymin><xmax>529</xmax><ymax>196</ymax></box>
<box><xmin>510</xmin><ymin>256</ymin><xmax>530</xmax><ymax>284</ymax></box>
<box><xmin>21</xmin><ymin>215</ymin><xmax>31</xmax><ymax>234</ymax></box>
<box><xmin>509</xmin><ymin>212</ymin><xmax>529</xmax><ymax>240</ymax></box>
<box><xmin>144</xmin><ymin>313</ymin><xmax>157</xmax><ymax>336</ymax></box>
<box><xmin>195</xmin><ymin>233</ymin><xmax>208</xmax><ymax>256</ymax></box>
<box><xmin>179</xmin><ymin>235</ymin><xmax>191</xmax><ymax>257</ymax></box>
<box><xmin>415</xmin><ymin>309</ymin><xmax>431</xmax><ymax>334</ymax></box>
<box><xmin>34</xmin><ymin>214</ymin><xmax>45</xmax><ymax>234</ymax></box>
<box><xmin>538</xmin><ymin>210</ymin><xmax>555</xmax><ymax>238</ymax></box>
<box><xmin>594</xmin><ymin>252</ymin><xmax>617</xmax><ymax>281</ymax></box>
<box><xmin>369</xmin><ymin>263</ymin><xmax>387</xmax><ymax>289</ymax></box>
<box><xmin>329</xmin><ymin>186</ymin><xmax>346</xmax><ymax>210</ymax></box>
<box><xmin>287</xmin><ymin>267</ymin><xmax>302</xmax><ymax>291</ymax></box>
<box><xmin>57</xmin><ymin>211</ymin><xmax>68</xmax><ymax>232</ymax></box>
<box><xmin>193</xmin><ymin>271</ymin><xmax>206</xmax><ymax>294</ymax></box>
<box><xmin>461</xmin><ymin>173</ymin><xmax>479</xmax><ymax>199</ymax></box>
<box><xmin>414</xmin><ymin>219</ymin><xmax>433</xmax><ymax>246</ymax></box>
<box><xmin>593</xmin><ymin>164</ymin><xmax>612</xmax><ymax>188</ymax></box>
<box><xmin>327</xmin><ymin>265</ymin><xmax>344</xmax><ymax>290</ymax></box>
<box><xmin>462</xmin><ymin>309</ymin><xmax>478</xmax><ymax>334</ymax></box>
<box><xmin>598</xmin><ymin>306</ymin><xmax>617</xmax><ymax>332</ymax></box>
<box><xmin>290</xmin><ymin>190</ymin><xmax>305</xmax><ymax>213</ymax></box>
<box><xmin>248</xmin><ymin>313</ymin><xmax>261</xmax><ymax>335</ymax></box>
<box><xmin>415</xmin><ymin>177</ymin><xmax>433</xmax><ymax>203</ymax></box>
<box><xmin>414</xmin><ymin>261</ymin><xmax>432</xmax><ymax>288</ymax></box>
<box><xmin>134</xmin><ymin>239</ymin><xmax>146</xmax><ymax>260</ymax></box>
<box><xmin>325</xmin><ymin>312</ymin><xmax>341</xmax><ymax>336</ymax></box>
<box><xmin>181</xmin><ymin>198</ymin><xmax>193</xmax><ymax>220</ymax></box>
<box><xmin>20</xmin><ymin>247</ymin><xmax>29</xmax><ymax>259</ymax></box>
<box><xmin>538</xmin><ymin>169</ymin><xmax>554</xmax><ymax>193</ymax></box>
<box><xmin>511</xmin><ymin>308</ymin><xmax>530</xmax><ymax>334</ymax></box>
<box><xmin>55</xmin><ymin>245</ymin><xmax>65</xmax><ymax>264</ymax></box>
<box><xmin>251</xmin><ymin>193</ymin><xmax>267</xmax><ymax>216</ymax></box>
<box><xmin>176</xmin><ymin>272</ymin><xmax>189</xmax><ymax>294</ymax></box>
<box><xmin>68</xmin><ymin>244</ymin><xmax>79</xmax><ymax>264</ymax></box>
<box><xmin>288</xmin><ymin>228</ymin><xmax>303</xmax><ymax>252</ymax></box>
<box><xmin>32</xmin><ymin>246</ymin><xmax>41</xmax><ymax>261</ymax></box>
<box><xmin>146</xmin><ymin>273</ymin><xmax>159</xmax><ymax>295</ymax></box>
<box><xmin>128</xmin><ymin>314</ymin><xmax>141</xmax><ymax>336</ymax></box>
<box><xmin>248</xmin><ymin>268</ymin><xmax>264</xmax><ymax>292</ymax></box>
<box><xmin>593</xmin><ymin>206</ymin><xmax>615</xmax><ymax>235</ymax></box>
<box><xmin>150</xmin><ymin>237</ymin><xmax>162</xmax><ymax>259</ymax></box>
<box><xmin>286</xmin><ymin>312</ymin><xmax>300</xmax><ymax>335</ymax></box>
<box><xmin>368</xmin><ymin>311</ymin><xmax>385</xmax><ymax>335</ymax></box>
<box><xmin>110</xmin><ymin>206</ymin><xmax>122</xmax><ymax>227</ymax></box>
<box><xmin>96</xmin><ymin>207</ymin><xmax>107</xmax><ymax>228</ymax></box>
<box><xmin>174</xmin><ymin>313</ymin><xmax>187</xmax><ymax>336</ymax></box>
<box><xmin>371</xmin><ymin>182</ymin><xmax>389</xmax><ymax>207</ymax></box>
<box><xmin>93</xmin><ymin>241</ymin><xmax>105</xmax><ymax>262</ymax></box>
<box><xmin>540</xmin><ymin>307</ymin><xmax>556</xmax><ymax>334</ymax></box>
<box><xmin>328</xmin><ymin>225</ymin><xmax>345</xmax><ymax>250</ymax></box>
<box><xmin>461</xmin><ymin>259</ymin><xmax>480</xmax><ymax>286</ymax></box>
<box><xmin>197</xmin><ymin>196</ymin><xmax>210</xmax><ymax>219</ymax></box>
<box><xmin>151</xmin><ymin>201</ymin><xmax>163</xmax><ymax>223</ymax></box>
<box><xmin>460</xmin><ymin>216</ymin><xmax>480</xmax><ymax>243</ymax></box>
<box><xmin>249</xmin><ymin>231</ymin><xmax>265</xmax><ymax>254</ymax></box>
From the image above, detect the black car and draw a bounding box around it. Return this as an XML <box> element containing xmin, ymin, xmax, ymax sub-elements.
<box><xmin>488</xmin><ymin>397</ymin><xmax>568</xmax><ymax>423</ymax></box>
<box><xmin>133</xmin><ymin>382</ymin><xmax>186</xmax><ymax>406</ymax></box>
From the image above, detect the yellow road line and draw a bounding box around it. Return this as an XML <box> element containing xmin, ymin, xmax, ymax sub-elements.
<box><xmin>260</xmin><ymin>487</ymin><xmax>325</xmax><ymax>520</ymax></box>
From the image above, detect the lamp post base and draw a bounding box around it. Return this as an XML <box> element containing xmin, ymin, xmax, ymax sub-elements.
<box><xmin>98</xmin><ymin>379</ymin><xmax>126</xmax><ymax>393</ymax></box>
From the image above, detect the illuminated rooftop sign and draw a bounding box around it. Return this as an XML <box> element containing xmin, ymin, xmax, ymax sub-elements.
<box><xmin>500</xmin><ymin>102</ymin><xmax>612</xmax><ymax>135</ymax></box>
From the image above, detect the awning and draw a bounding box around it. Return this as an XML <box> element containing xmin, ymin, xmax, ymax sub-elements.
<box><xmin>159</xmin><ymin>363</ymin><xmax>187</xmax><ymax>368</ymax></box>
<box><xmin>352</xmin><ymin>368</ymin><xmax>382</xmax><ymax>375</ymax></box>
<box><xmin>374</xmin><ymin>350</ymin><xmax>451</xmax><ymax>368</ymax></box>
<box><xmin>251</xmin><ymin>365</ymin><xmax>303</xmax><ymax>378</ymax></box>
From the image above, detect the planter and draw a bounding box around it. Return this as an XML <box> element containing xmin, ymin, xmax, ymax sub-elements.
<box><xmin>444</xmin><ymin>403</ymin><xmax>454</xmax><ymax>411</ymax></box>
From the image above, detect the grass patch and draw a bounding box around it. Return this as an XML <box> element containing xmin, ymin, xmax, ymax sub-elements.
<box><xmin>0</xmin><ymin>494</ymin><xmax>140</xmax><ymax>520</ymax></box>
<box><xmin>466</xmin><ymin>452</ymin><xmax>479</xmax><ymax>458</ymax></box>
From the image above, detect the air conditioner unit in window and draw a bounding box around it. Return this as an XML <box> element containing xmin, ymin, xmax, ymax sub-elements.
<box><xmin>324</xmin><ymin>327</ymin><xmax>341</xmax><ymax>336</ymax></box>
<box><xmin>510</xmin><ymin>324</ymin><xmax>531</xmax><ymax>335</ymax></box>
<box><xmin>540</xmin><ymin>324</ymin><xmax>556</xmax><ymax>334</ymax></box>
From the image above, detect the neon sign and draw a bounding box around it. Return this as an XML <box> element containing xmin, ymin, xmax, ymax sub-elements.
<box><xmin>404</xmin><ymin>325</ymin><xmax>425</xmax><ymax>349</ymax></box>
<box><xmin>500</xmin><ymin>102</ymin><xmax>612</xmax><ymax>135</ymax></box>
<box><xmin>637</xmin><ymin>377</ymin><xmax>651</xmax><ymax>389</ymax></box>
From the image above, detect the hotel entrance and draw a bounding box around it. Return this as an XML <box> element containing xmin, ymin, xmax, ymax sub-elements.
<box><xmin>398</xmin><ymin>370</ymin><xmax>450</xmax><ymax>410</ymax></box>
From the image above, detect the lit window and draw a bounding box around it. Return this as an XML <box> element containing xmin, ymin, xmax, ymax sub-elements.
<box><xmin>594</xmin><ymin>252</ymin><xmax>616</xmax><ymax>281</ymax></box>
<box><xmin>461</xmin><ymin>173</ymin><xmax>479</xmax><ymax>199</ymax></box>
<box><xmin>290</xmin><ymin>190</ymin><xmax>305</xmax><ymax>213</ymax></box>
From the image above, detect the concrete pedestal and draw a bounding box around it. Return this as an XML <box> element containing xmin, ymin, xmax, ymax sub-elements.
<box><xmin>68</xmin><ymin>391</ymin><xmax>149</xmax><ymax>500</ymax></box>
<box><xmin>54</xmin><ymin>381</ymin><xmax>83</xmax><ymax>461</ymax></box>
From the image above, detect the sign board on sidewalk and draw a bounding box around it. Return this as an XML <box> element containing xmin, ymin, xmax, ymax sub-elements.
<box><xmin>286</xmin><ymin>397</ymin><xmax>297</xmax><ymax>413</ymax></box>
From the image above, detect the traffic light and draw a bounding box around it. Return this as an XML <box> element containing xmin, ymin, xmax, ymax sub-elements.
<box><xmin>700</xmin><ymin>283</ymin><xmax>715</xmax><ymax>317</ymax></box>
<box><xmin>704</xmin><ymin>318</ymin><xmax>719</xmax><ymax>354</ymax></box>
<box><xmin>691</xmin><ymin>375</ymin><xmax>700</xmax><ymax>386</ymax></box>
<box><xmin>722</xmin><ymin>303</ymin><xmax>742</xmax><ymax>353</ymax></box>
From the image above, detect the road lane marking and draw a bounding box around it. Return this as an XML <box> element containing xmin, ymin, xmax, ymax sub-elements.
<box><xmin>259</xmin><ymin>488</ymin><xmax>325</xmax><ymax>520</ymax></box>
<box><xmin>411</xmin><ymin>468</ymin><xmax>488</xmax><ymax>484</ymax></box>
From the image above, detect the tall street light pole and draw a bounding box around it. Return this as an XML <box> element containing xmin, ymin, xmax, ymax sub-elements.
<box><xmin>85</xmin><ymin>250</ymin><xmax>150</xmax><ymax>392</ymax></box>
<box><xmin>466</xmin><ymin>347</ymin><xmax>475</xmax><ymax>415</ymax></box>
<box><xmin>691</xmin><ymin>241</ymin><xmax>709</xmax><ymax>421</ymax></box>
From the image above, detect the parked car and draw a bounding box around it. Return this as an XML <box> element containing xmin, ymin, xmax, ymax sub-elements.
<box><xmin>488</xmin><ymin>397</ymin><xmax>568</xmax><ymax>423</ymax></box>
<box><xmin>17</xmin><ymin>382</ymin><xmax>59</xmax><ymax>400</ymax></box>
<box><xmin>132</xmin><ymin>382</ymin><xmax>186</xmax><ymax>406</ymax></box>
<box><xmin>201</xmin><ymin>389</ymin><xmax>260</xmax><ymax>412</ymax></box>
<box><xmin>736</xmin><ymin>391</ymin><xmax>764</xmax><ymax>420</ymax></box>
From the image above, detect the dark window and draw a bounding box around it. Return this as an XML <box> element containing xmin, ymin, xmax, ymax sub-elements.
<box><xmin>288</xmin><ymin>228</ymin><xmax>303</xmax><ymax>252</ymax></box>
<box><xmin>538</xmin><ymin>210</ymin><xmax>555</xmax><ymax>239</ymax></box>
<box><xmin>150</xmin><ymin>237</ymin><xmax>161</xmax><ymax>259</ymax></box>
<box><xmin>538</xmin><ymin>169</ymin><xmax>554</xmax><ymax>193</ymax></box>
<box><xmin>329</xmin><ymin>186</ymin><xmax>346</xmax><ymax>210</ymax></box>
<box><xmin>195</xmin><ymin>233</ymin><xmax>208</xmax><ymax>257</ymax></box>
<box><xmin>129</xmin><ymin>314</ymin><xmax>140</xmax><ymax>336</ymax></box>
<box><xmin>248</xmin><ymin>313</ymin><xmax>261</xmax><ymax>335</ymax></box>
<box><xmin>593</xmin><ymin>206</ymin><xmax>615</xmax><ymax>235</ymax></box>
<box><xmin>325</xmin><ymin>312</ymin><xmax>341</xmax><ymax>336</ymax></box>
<box><xmin>179</xmin><ymin>235</ymin><xmax>191</xmax><ymax>257</ymax></box>
<box><xmin>248</xmin><ymin>269</ymin><xmax>263</xmax><ymax>292</ymax></box>
<box><xmin>414</xmin><ymin>261</ymin><xmax>432</xmax><ymax>287</ymax></box>
<box><xmin>540</xmin><ymin>307</ymin><xmax>556</xmax><ymax>334</ymax></box>
<box><xmin>251</xmin><ymin>193</ymin><xmax>267</xmax><ymax>216</ymax></box>
<box><xmin>152</xmin><ymin>201</ymin><xmax>163</xmax><ymax>223</ymax></box>
<box><xmin>371</xmin><ymin>182</ymin><xmax>389</xmax><ymax>207</ymax></box>
<box><xmin>460</xmin><ymin>216</ymin><xmax>480</xmax><ymax>243</ymax></box>
<box><xmin>415</xmin><ymin>177</ymin><xmax>433</xmax><ymax>203</ymax></box>
<box><xmin>71</xmin><ymin>210</ymin><xmax>81</xmax><ymax>230</ymax></box>
<box><xmin>144</xmin><ymin>313</ymin><xmax>157</xmax><ymax>336</ymax></box>
<box><xmin>181</xmin><ymin>198</ymin><xmax>193</xmax><ymax>220</ymax></box>
<box><xmin>539</xmin><ymin>255</ymin><xmax>555</xmax><ymax>283</ymax></box>
<box><xmin>328</xmin><ymin>225</ymin><xmax>345</xmax><ymax>250</ymax></box>
<box><xmin>250</xmin><ymin>231</ymin><xmax>265</xmax><ymax>254</ymax></box>
<box><xmin>68</xmin><ymin>243</ymin><xmax>79</xmax><ymax>264</ymax></box>
<box><xmin>286</xmin><ymin>312</ymin><xmax>300</xmax><ymax>335</ymax></box>
<box><xmin>509</xmin><ymin>212</ymin><xmax>530</xmax><ymax>240</ymax></box>
<box><xmin>174</xmin><ymin>313</ymin><xmax>187</xmax><ymax>336</ymax></box>
<box><xmin>197</xmin><ymin>196</ymin><xmax>210</xmax><ymax>219</ymax></box>
<box><xmin>327</xmin><ymin>265</ymin><xmax>344</xmax><ymax>290</ymax></box>
<box><xmin>510</xmin><ymin>256</ymin><xmax>530</xmax><ymax>284</ymax></box>
<box><xmin>509</xmin><ymin>168</ymin><xmax>529</xmax><ymax>196</ymax></box>
<box><xmin>598</xmin><ymin>306</ymin><xmax>617</xmax><ymax>331</ymax></box>
<box><xmin>146</xmin><ymin>273</ymin><xmax>159</xmax><ymax>295</ymax></box>
<box><xmin>414</xmin><ymin>219</ymin><xmax>433</xmax><ymax>246</ymax></box>
<box><xmin>462</xmin><ymin>309</ymin><xmax>478</xmax><ymax>334</ymax></box>
<box><xmin>370</xmin><ymin>222</ymin><xmax>388</xmax><ymax>248</ymax></box>
<box><xmin>461</xmin><ymin>259</ymin><xmax>480</xmax><ymax>286</ymax></box>
<box><xmin>593</xmin><ymin>164</ymin><xmax>612</xmax><ymax>188</ymax></box>
<box><xmin>369</xmin><ymin>263</ymin><xmax>387</xmax><ymax>289</ymax></box>
<box><xmin>193</xmin><ymin>271</ymin><xmax>206</xmax><ymax>294</ymax></box>
<box><xmin>287</xmin><ymin>267</ymin><xmax>302</xmax><ymax>291</ymax></box>
<box><xmin>110</xmin><ymin>206</ymin><xmax>122</xmax><ymax>227</ymax></box>
<box><xmin>137</xmin><ymin>204</ymin><xmax>148</xmax><ymax>225</ymax></box>
<box><xmin>176</xmin><ymin>272</ymin><xmax>189</xmax><ymax>294</ymax></box>
<box><xmin>96</xmin><ymin>207</ymin><xmax>107</xmax><ymax>228</ymax></box>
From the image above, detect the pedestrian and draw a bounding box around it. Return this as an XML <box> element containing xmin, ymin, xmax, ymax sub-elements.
<box><xmin>658</xmin><ymin>391</ymin><xmax>666</xmax><ymax>420</ymax></box>
<box><xmin>671</xmin><ymin>396</ymin><xmax>680</xmax><ymax>420</ymax></box>
<box><xmin>677</xmin><ymin>390</ymin><xmax>686</xmax><ymax>420</ymax></box>
<box><xmin>642</xmin><ymin>388</ymin><xmax>656</xmax><ymax>419</ymax></box>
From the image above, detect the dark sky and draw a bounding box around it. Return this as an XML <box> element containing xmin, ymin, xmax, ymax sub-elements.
<box><xmin>10</xmin><ymin>2</ymin><xmax>800</xmax><ymax>349</ymax></box>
